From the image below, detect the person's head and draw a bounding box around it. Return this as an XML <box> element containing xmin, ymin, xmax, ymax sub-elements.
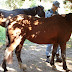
<box><xmin>52</xmin><ymin>1</ymin><xmax>60</xmax><ymax>11</ymax></box>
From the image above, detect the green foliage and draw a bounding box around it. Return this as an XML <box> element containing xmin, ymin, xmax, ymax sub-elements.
<box><xmin>30</xmin><ymin>0</ymin><xmax>37</xmax><ymax>7</ymax></box>
<box><xmin>0</xmin><ymin>26</ymin><xmax>6</xmax><ymax>45</ymax></box>
<box><xmin>5</xmin><ymin>0</ymin><xmax>24</xmax><ymax>9</ymax></box>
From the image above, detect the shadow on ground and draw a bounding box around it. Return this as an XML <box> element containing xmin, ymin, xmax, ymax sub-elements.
<box><xmin>0</xmin><ymin>44</ymin><xmax>72</xmax><ymax>72</ymax></box>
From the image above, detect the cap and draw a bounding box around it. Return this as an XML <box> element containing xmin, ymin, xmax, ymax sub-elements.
<box><xmin>53</xmin><ymin>1</ymin><xmax>60</xmax><ymax>8</ymax></box>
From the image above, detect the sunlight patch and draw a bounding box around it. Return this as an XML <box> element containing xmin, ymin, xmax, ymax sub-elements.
<box><xmin>23</xmin><ymin>20</ymin><xmax>30</xmax><ymax>24</ymax></box>
<box><xmin>14</xmin><ymin>28</ymin><xmax>21</xmax><ymax>36</ymax></box>
<box><xmin>17</xmin><ymin>15</ymin><xmax>24</xmax><ymax>21</ymax></box>
<box><xmin>30</xmin><ymin>66</ymin><xmax>33</xmax><ymax>69</ymax></box>
<box><xmin>40</xmin><ymin>58</ymin><xmax>46</xmax><ymax>61</ymax></box>
<box><xmin>28</xmin><ymin>27</ymin><xmax>32</xmax><ymax>30</ymax></box>
<box><xmin>31</xmin><ymin>34</ymin><xmax>35</xmax><ymax>38</ymax></box>
<box><xmin>28</xmin><ymin>15</ymin><xmax>32</xmax><ymax>18</ymax></box>
<box><xmin>0</xmin><ymin>66</ymin><xmax>17</xmax><ymax>72</ymax></box>
<box><xmin>35</xmin><ymin>48</ymin><xmax>41</xmax><ymax>51</ymax></box>
<box><xmin>34</xmin><ymin>20</ymin><xmax>39</xmax><ymax>25</ymax></box>
<box><xmin>37</xmin><ymin>67</ymin><xmax>42</xmax><ymax>71</ymax></box>
<box><xmin>9</xmin><ymin>21</ymin><xmax>17</xmax><ymax>28</ymax></box>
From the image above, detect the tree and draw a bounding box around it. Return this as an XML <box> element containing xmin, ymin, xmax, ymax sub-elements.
<box><xmin>65</xmin><ymin>0</ymin><xmax>72</xmax><ymax>3</ymax></box>
<box><xmin>5</xmin><ymin>0</ymin><xmax>24</xmax><ymax>9</ymax></box>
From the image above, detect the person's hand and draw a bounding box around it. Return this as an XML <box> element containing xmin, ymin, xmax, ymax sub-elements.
<box><xmin>61</xmin><ymin>14</ymin><xmax>66</xmax><ymax>17</ymax></box>
<box><xmin>52</xmin><ymin>14</ymin><xmax>56</xmax><ymax>16</ymax></box>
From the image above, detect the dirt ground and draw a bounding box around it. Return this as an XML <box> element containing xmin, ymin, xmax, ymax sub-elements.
<box><xmin>0</xmin><ymin>43</ymin><xmax>72</xmax><ymax>72</ymax></box>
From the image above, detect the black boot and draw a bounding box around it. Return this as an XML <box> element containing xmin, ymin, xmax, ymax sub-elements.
<box><xmin>56</xmin><ymin>54</ymin><xmax>62</xmax><ymax>63</ymax></box>
<box><xmin>46</xmin><ymin>56</ymin><xmax>50</xmax><ymax>63</ymax></box>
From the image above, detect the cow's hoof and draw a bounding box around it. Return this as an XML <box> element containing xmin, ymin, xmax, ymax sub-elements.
<box><xmin>19</xmin><ymin>64</ymin><xmax>27</xmax><ymax>71</ymax></box>
<box><xmin>4</xmin><ymin>68</ymin><xmax>8</xmax><ymax>72</ymax></box>
<box><xmin>66</xmin><ymin>69</ymin><xmax>70</xmax><ymax>72</ymax></box>
<box><xmin>52</xmin><ymin>65</ymin><xmax>56</xmax><ymax>70</ymax></box>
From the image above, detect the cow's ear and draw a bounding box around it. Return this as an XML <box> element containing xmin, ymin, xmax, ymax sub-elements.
<box><xmin>38</xmin><ymin>5</ymin><xmax>40</xmax><ymax>7</ymax></box>
<box><xmin>0</xmin><ymin>13</ymin><xmax>4</xmax><ymax>19</ymax></box>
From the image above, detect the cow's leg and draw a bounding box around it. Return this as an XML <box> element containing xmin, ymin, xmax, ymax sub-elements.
<box><xmin>2</xmin><ymin>35</ymin><xmax>22</xmax><ymax>72</ymax></box>
<box><xmin>1</xmin><ymin>30</ymin><xmax>11</xmax><ymax>72</ymax></box>
<box><xmin>50</xmin><ymin>43</ymin><xmax>58</xmax><ymax>69</ymax></box>
<box><xmin>6</xmin><ymin>32</ymin><xmax>13</xmax><ymax>64</ymax></box>
<box><xmin>2</xmin><ymin>59</ymin><xmax>7</xmax><ymax>72</ymax></box>
<box><xmin>60</xmin><ymin>43</ymin><xmax>70</xmax><ymax>72</ymax></box>
<box><xmin>15</xmin><ymin>37</ymin><xmax>26</xmax><ymax>70</ymax></box>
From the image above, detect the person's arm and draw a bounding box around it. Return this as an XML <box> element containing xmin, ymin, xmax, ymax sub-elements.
<box><xmin>45</xmin><ymin>11</ymin><xmax>53</xmax><ymax>18</ymax></box>
<box><xmin>61</xmin><ymin>14</ymin><xmax>66</xmax><ymax>17</ymax></box>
